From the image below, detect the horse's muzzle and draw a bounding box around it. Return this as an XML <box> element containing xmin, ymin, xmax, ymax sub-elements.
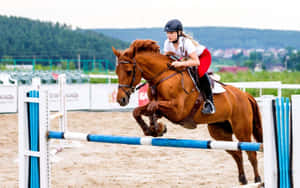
<box><xmin>118</xmin><ymin>96</ymin><xmax>129</xmax><ymax>106</ymax></box>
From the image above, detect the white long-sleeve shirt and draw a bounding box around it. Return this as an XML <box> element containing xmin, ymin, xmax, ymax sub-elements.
<box><xmin>163</xmin><ymin>36</ymin><xmax>206</xmax><ymax>57</ymax></box>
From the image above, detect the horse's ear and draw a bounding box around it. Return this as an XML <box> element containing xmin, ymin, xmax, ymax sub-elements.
<box><xmin>112</xmin><ymin>46</ymin><xmax>121</xmax><ymax>57</ymax></box>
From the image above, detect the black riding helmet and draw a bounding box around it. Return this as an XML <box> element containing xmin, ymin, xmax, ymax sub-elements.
<box><xmin>164</xmin><ymin>19</ymin><xmax>183</xmax><ymax>43</ymax></box>
<box><xmin>164</xmin><ymin>19</ymin><xmax>183</xmax><ymax>32</ymax></box>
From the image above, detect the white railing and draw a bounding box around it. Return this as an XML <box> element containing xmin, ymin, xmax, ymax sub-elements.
<box><xmin>225</xmin><ymin>81</ymin><xmax>283</xmax><ymax>97</ymax></box>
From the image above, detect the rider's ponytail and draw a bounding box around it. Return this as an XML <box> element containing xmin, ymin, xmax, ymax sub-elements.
<box><xmin>182</xmin><ymin>32</ymin><xmax>200</xmax><ymax>47</ymax></box>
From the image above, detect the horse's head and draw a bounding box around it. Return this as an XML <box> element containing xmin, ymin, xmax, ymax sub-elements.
<box><xmin>112</xmin><ymin>39</ymin><xmax>160</xmax><ymax>106</ymax></box>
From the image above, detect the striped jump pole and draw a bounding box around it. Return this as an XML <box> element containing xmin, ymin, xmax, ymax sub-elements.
<box><xmin>48</xmin><ymin>131</ymin><xmax>263</xmax><ymax>151</ymax></box>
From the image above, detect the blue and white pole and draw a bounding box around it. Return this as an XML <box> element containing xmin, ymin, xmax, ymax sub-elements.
<box><xmin>48</xmin><ymin>131</ymin><xmax>263</xmax><ymax>152</ymax></box>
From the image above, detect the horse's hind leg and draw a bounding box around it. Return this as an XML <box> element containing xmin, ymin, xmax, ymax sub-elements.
<box><xmin>231</xmin><ymin>120</ymin><xmax>261</xmax><ymax>183</ymax></box>
<box><xmin>245</xmin><ymin>151</ymin><xmax>261</xmax><ymax>182</ymax></box>
<box><xmin>236</xmin><ymin>135</ymin><xmax>261</xmax><ymax>183</ymax></box>
<box><xmin>207</xmin><ymin>122</ymin><xmax>248</xmax><ymax>185</ymax></box>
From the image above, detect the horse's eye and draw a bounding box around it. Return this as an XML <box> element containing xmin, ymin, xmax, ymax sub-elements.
<box><xmin>126</xmin><ymin>71</ymin><xmax>132</xmax><ymax>76</ymax></box>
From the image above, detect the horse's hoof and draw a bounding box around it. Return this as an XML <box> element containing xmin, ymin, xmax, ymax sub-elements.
<box><xmin>144</xmin><ymin>131</ymin><xmax>152</xmax><ymax>136</ymax></box>
<box><xmin>148</xmin><ymin>126</ymin><xmax>158</xmax><ymax>137</ymax></box>
<box><xmin>144</xmin><ymin>129</ymin><xmax>155</xmax><ymax>136</ymax></box>
<box><xmin>255</xmin><ymin>176</ymin><xmax>261</xmax><ymax>183</ymax></box>
<box><xmin>150</xmin><ymin>131</ymin><xmax>158</xmax><ymax>137</ymax></box>
<box><xmin>163</xmin><ymin>126</ymin><xmax>167</xmax><ymax>133</ymax></box>
<box><xmin>156</xmin><ymin>123</ymin><xmax>167</xmax><ymax>137</ymax></box>
<box><xmin>239</xmin><ymin>174</ymin><xmax>248</xmax><ymax>185</ymax></box>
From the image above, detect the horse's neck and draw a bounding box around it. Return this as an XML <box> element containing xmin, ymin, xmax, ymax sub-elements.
<box><xmin>136</xmin><ymin>53</ymin><xmax>168</xmax><ymax>81</ymax></box>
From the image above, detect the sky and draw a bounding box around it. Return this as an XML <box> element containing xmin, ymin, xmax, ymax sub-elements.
<box><xmin>1</xmin><ymin>0</ymin><xmax>300</xmax><ymax>31</ymax></box>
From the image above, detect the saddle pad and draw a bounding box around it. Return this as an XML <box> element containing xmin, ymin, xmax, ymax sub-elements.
<box><xmin>212</xmin><ymin>82</ymin><xmax>226</xmax><ymax>94</ymax></box>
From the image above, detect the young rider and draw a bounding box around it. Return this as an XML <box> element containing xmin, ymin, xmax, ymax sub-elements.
<box><xmin>163</xmin><ymin>19</ymin><xmax>215</xmax><ymax>114</ymax></box>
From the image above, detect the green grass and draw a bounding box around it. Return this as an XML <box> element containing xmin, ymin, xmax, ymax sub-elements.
<box><xmin>219</xmin><ymin>71</ymin><xmax>300</xmax><ymax>83</ymax></box>
<box><xmin>218</xmin><ymin>71</ymin><xmax>300</xmax><ymax>97</ymax></box>
<box><xmin>89</xmin><ymin>77</ymin><xmax>118</xmax><ymax>84</ymax></box>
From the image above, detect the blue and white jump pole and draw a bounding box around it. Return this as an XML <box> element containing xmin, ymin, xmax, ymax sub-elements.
<box><xmin>48</xmin><ymin>130</ymin><xmax>262</xmax><ymax>151</ymax></box>
<box><xmin>18</xmin><ymin>86</ymin><xmax>299</xmax><ymax>188</ymax></box>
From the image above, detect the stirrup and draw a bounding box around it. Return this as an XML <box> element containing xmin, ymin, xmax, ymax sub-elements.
<box><xmin>202</xmin><ymin>100</ymin><xmax>216</xmax><ymax>114</ymax></box>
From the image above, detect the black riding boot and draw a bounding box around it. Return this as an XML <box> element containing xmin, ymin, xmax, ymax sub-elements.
<box><xmin>198</xmin><ymin>73</ymin><xmax>216</xmax><ymax>114</ymax></box>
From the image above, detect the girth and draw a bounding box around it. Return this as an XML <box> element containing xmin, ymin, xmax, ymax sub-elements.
<box><xmin>176</xmin><ymin>94</ymin><xmax>203</xmax><ymax>128</ymax></box>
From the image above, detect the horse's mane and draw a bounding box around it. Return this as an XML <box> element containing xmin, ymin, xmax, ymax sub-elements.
<box><xmin>123</xmin><ymin>39</ymin><xmax>160</xmax><ymax>58</ymax></box>
<box><xmin>118</xmin><ymin>39</ymin><xmax>173</xmax><ymax>67</ymax></box>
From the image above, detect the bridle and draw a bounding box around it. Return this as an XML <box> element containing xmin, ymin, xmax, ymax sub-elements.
<box><xmin>118</xmin><ymin>58</ymin><xmax>143</xmax><ymax>99</ymax></box>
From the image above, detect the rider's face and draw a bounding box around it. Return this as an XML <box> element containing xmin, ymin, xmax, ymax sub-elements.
<box><xmin>166</xmin><ymin>31</ymin><xmax>178</xmax><ymax>42</ymax></box>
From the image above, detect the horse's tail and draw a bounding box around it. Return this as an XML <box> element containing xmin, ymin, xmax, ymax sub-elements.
<box><xmin>247</xmin><ymin>93</ymin><xmax>263</xmax><ymax>142</ymax></box>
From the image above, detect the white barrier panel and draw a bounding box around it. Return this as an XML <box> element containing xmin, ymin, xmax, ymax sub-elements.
<box><xmin>90</xmin><ymin>84</ymin><xmax>138</xmax><ymax>110</ymax></box>
<box><xmin>260</xmin><ymin>97</ymin><xmax>278</xmax><ymax>188</ymax></box>
<box><xmin>292</xmin><ymin>95</ymin><xmax>300</xmax><ymax>187</ymax></box>
<box><xmin>0</xmin><ymin>85</ymin><xmax>17</xmax><ymax>113</ymax></box>
<box><xmin>44</xmin><ymin>84</ymin><xmax>90</xmax><ymax>111</ymax></box>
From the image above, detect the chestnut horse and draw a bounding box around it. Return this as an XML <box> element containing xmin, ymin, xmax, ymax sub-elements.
<box><xmin>112</xmin><ymin>40</ymin><xmax>263</xmax><ymax>185</ymax></box>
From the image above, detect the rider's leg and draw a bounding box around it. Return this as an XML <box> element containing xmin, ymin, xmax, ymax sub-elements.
<box><xmin>198</xmin><ymin>73</ymin><xmax>216</xmax><ymax>114</ymax></box>
<box><xmin>197</xmin><ymin>49</ymin><xmax>215</xmax><ymax>114</ymax></box>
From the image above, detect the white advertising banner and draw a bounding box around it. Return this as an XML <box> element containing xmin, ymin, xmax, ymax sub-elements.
<box><xmin>90</xmin><ymin>84</ymin><xmax>138</xmax><ymax>110</ymax></box>
<box><xmin>43</xmin><ymin>84</ymin><xmax>90</xmax><ymax>111</ymax></box>
<box><xmin>0</xmin><ymin>85</ymin><xmax>17</xmax><ymax>113</ymax></box>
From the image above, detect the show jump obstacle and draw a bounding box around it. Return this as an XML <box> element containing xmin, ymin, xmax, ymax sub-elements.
<box><xmin>18</xmin><ymin>85</ymin><xmax>300</xmax><ymax>187</ymax></box>
<box><xmin>31</xmin><ymin>75</ymin><xmax>71</xmax><ymax>160</ymax></box>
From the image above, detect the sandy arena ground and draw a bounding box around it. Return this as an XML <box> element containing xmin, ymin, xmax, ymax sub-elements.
<box><xmin>0</xmin><ymin>111</ymin><xmax>263</xmax><ymax>187</ymax></box>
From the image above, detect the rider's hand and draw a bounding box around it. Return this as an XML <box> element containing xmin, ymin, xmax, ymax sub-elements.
<box><xmin>171</xmin><ymin>61</ymin><xmax>183</xmax><ymax>68</ymax></box>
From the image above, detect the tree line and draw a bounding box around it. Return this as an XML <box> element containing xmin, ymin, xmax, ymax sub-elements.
<box><xmin>95</xmin><ymin>27</ymin><xmax>300</xmax><ymax>50</ymax></box>
<box><xmin>0</xmin><ymin>15</ymin><xmax>129</xmax><ymax>70</ymax></box>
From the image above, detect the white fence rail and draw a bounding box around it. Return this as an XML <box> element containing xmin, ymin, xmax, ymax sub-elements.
<box><xmin>226</xmin><ymin>81</ymin><xmax>283</xmax><ymax>97</ymax></box>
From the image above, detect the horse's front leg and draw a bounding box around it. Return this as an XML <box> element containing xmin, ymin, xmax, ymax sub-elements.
<box><xmin>149</xmin><ymin>113</ymin><xmax>167</xmax><ymax>137</ymax></box>
<box><xmin>147</xmin><ymin>98</ymin><xmax>185</xmax><ymax>121</ymax></box>
<box><xmin>132</xmin><ymin>104</ymin><xmax>157</xmax><ymax>136</ymax></box>
<box><xmin>147</xmin><ymin>98</ymin><xmax>186</xmax><ymax>133</ymax></box>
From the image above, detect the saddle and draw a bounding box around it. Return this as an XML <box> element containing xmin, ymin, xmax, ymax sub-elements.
<box><xmin>187</xmin><ymin>67</ymin><xmax>225</xmax><ymax>94</ymax></box>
